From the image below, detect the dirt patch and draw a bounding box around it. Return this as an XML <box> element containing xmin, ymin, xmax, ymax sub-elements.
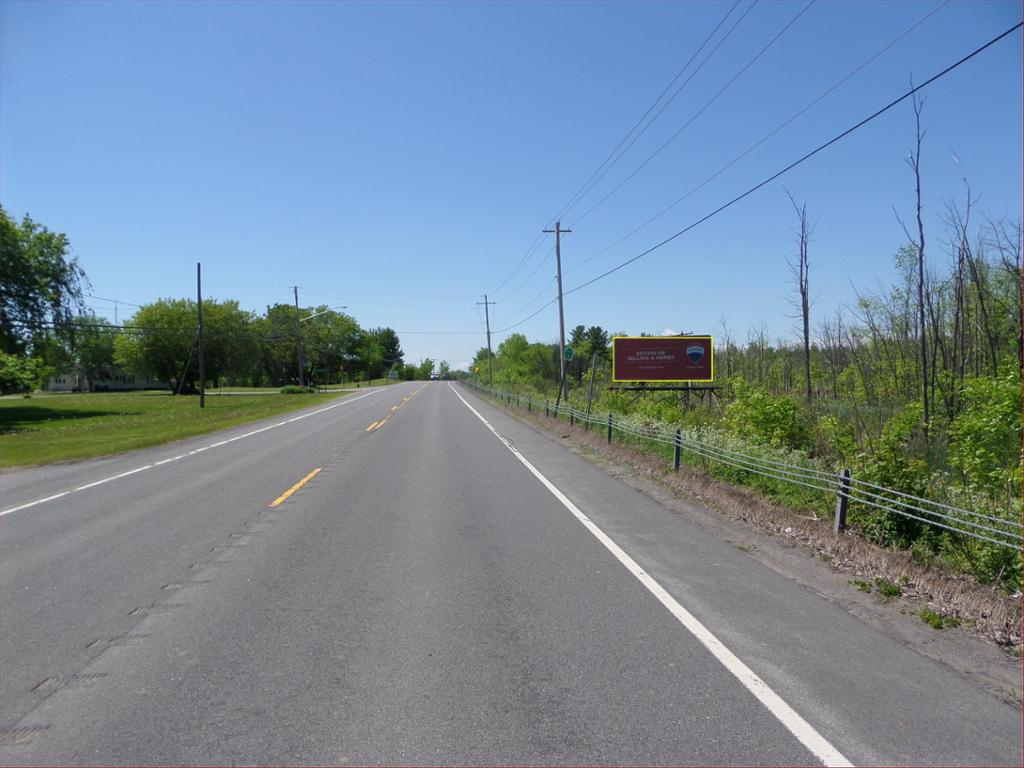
<box><xmin>483</xmin><ymin>393</ymin><xmax>1023</xmax><ymax>704</ymax></box>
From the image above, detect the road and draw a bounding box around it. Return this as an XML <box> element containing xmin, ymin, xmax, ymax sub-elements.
<box><xmin>1</xmin><ymin>381</ymin><xmax>1020</xmax><ymax>765</ymax></box>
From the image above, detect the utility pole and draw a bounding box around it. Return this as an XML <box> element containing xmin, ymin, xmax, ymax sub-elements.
<box><xmin>544</xmin><ymin>220</ymin><xmax>571</xmax><ymax>399</ymax></box>
<box><xmin>197</xmin><ymin>262</ymin><xmax>205</xmax><ymax>408</ymax></box>
<box><xmin>478</xmin><ymin>294</ymin><xmax>495</xmax><ymax>386</ymax></box>
<box><xmin>293</xmin><ymin>286</ymin><xmax>304</xmax><ymax>388</ymax></box>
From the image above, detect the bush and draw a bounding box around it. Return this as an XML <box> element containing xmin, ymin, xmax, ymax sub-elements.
<box><xmin>0</xmin><ymin>352</ymin><xmax>47</xmax><ymax>395</ymax></box>
<box><xmin>851</xmin><ymin>402</ymin><xmax>929</xmax><ymax>548</ymax></box>
<box><xmin>722</xmin><ymin>378</ymin><xmax>810</xmax><ymax>451</ymax></box>
<box><xmin>949</xmin><ymin>368</ymin><xmax>1022</xmax><ymax>496</ymax></box>
<box><xmin>279</xmin><ymin>385</ymin><xmax>314</xmax><ymax>394</ymax></box>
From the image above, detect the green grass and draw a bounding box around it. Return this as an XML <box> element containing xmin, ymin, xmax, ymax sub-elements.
<box><xmin>874</xmin><ymin>577</ymin><xmax>903</xmax><ymax>599</ymax></box>
<box><xmin>0</xmin><ymin>390</ymin><xmax>348</xmax><ymax>467</ymax></box>
<box><xmin>919</xmin><ymin>607</ymin><xmax>961</xmax><ymax>629</ymax></box>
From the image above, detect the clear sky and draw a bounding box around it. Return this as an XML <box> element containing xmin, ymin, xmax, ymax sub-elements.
<box><xmin>2</xmin><ymin>0</ymin><xmax>1021</xmax><ymax>370</ymax></box>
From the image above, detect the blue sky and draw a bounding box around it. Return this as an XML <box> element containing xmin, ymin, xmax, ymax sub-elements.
<box><xmin>2</xmin><ymin>0</ymin><xmax>1021</xmax><ymax>370</ymax></box>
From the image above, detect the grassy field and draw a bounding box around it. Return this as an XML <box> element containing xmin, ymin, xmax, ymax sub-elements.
<box><xmin>0</xmin><ymin>390</ymin><xmax>348</xmax><ymax>467</ymax></box>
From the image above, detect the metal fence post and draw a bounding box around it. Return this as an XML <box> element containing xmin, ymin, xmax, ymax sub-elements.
<box><xmin>545</xmin><ymin>400</ymin><xmax>549</xmax><ymax>417</ymax></box>
<box><xmin>584</xmin><ymin>409</ymin><xmax>590</xmax><ymax>432</ymax></box>
<box><xmin>834</xmin><ymin>468</ymin><xmax>851</xmax><ymax>534</ymax></box>
<box><xmin>527</xmin><ymin>397</ymin><xmax>531</xmax><ymax>412</ymax></box>
<box><xmin>674</xmin><ymin>429</ymin><xmax>681</xmax><ymax>471</ymax></box>
<box><xmin>607</xmin><ymin>413</ymin><xmax>613</xmax><ymax>443</ymax></box>
<box><xmin>570</xmin><ymin>408</ymin><xmax>574</xmax><ymax>427</ymax></box>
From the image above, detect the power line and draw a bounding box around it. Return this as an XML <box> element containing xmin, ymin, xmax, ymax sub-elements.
<box><xmin>84</xmin><ymin>294</ymin><xmax>143</xmax><ymax>308</ymax></box>
<box><xmin>551</xmin><ymin>0</ymin><xmax>748</xmax><ymax>225</ymax></box>
<box><xmin>567</xmin><ymin>0</ymin><xmax>952</xmax><ymax>276</ymax></box>
<box><xmin>501</xmin><ymin>244</ymin><xmax>554</xmax><ymax>303</ymax></box>
<box><xmin>489</xmin><ymin>230</ymin><xmax>548</xmax><ymax>297</ymax></box>
<box><xmin>563</xmin><ymin>21</ymin><xmax>1023</xmax><ymax>299</ymax></box>
<box><xmin>490</xmin><ymin>0</ymin><xmax>746</xmax><ymax>299</ymax></box>
<box><xmin>572</xmin><ymin>0</ymin><xmax>816</xmax><ymax>227</ymax></box>
<box><xmin>489</xmin><ymin>20</ymin><xmax>1022</xmax><ymax>334</ymax></box>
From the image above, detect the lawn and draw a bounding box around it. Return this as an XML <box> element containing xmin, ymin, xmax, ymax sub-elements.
<box><xmin>0</xmin><ymin>390</ymin><xmax>349</xmax><ymax>467</ymax></box>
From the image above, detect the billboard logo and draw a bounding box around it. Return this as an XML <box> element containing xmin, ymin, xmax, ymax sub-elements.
<box><xmin>687</xmin><ymin>345</ymin><xmax>705</xmax><ymax>363</ymax></box>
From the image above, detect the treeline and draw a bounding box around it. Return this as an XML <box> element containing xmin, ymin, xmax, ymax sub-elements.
<box><xmin>477</xmin><ymin>212</ymin><xmax>1021</xmax><ymax>498</ymax></box>
<box><xmin>110</xmin><ymin>299</ymin><xmax>410</xmax><ymax>390</ymax></box>
<box><xmin>0</xmin><ymin>206</ymin><xmax>439</xmax><ymax>392</ymax></box>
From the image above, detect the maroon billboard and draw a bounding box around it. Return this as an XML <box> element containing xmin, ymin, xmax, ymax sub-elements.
<box><xmin>612</xmin><ymin>336</ymin><xmax>714</xmax><ymax>383</ymax></box>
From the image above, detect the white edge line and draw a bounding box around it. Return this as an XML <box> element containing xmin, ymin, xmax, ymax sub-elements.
<box><xmin>447</xmin><ymin>382</ymin><xmax>852</xmax><ymax>768</ymax></box>
<box><xmin>1</xmin><ymin>388</ymin><xmax>386</xmax><ymax>517</ymax></box>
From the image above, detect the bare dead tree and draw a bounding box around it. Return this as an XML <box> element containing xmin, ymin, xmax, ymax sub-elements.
<box><xmin>717</xmin><ymin>315</ymin><xmax>733</xmax><ymax>379</ymax></box>
<box><xmin>893</xmin><ymin>84</ymin><xmax>930</xmax><ymax>437</ymax></box>
<box><xmin>785</xmin><ymin>189</ymin><xmax>813</xmax><ymax>402</ymax></box>
<box><xmin>986</xmin><ymin>217</ymin><xmax>1022</xmax><ymax>369</ymax></box>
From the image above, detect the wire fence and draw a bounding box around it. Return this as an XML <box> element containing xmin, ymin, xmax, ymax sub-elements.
<box><xmin>463</xmin><ymin>381</ymin><xmax>1023</xmax><ymax>551</ymax></box>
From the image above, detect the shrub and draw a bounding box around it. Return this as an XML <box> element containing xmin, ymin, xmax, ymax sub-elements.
<box><xmin>0</xmin><ymin>353</ymin><xmax>47</xmax><ymax>395</ymax></box>
<box><xmin>852</xmin><ymin>402</ymin><xmax>929</xmax><ymax>548</ymax></box>
<box><xmin>722</xmin><ymin>378</ymin><xmax>810</xmax><ymax>451</ymax></box>
<box><xmin>949</xmin><ymin>368</ymin><xmax>1022</xmax><ymax>497</ymax></box>
<box><xmin>279</xmin><ymin>385</ymin><xmax>314</xmax><ymax>394</ymax></box>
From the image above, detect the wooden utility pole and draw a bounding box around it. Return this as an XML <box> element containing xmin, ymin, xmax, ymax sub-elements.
<box><xmin>197</xmin><ymin>263</ymin><xmax>205</xmax><ymax>408</ymax></box>
<box><xmin>478</xmin><ymin>295</ymin><xmax>495</xmax><ymax>386</ymax></box>
<box><xmin>293</xmin><ymin>286</ymin><xmax>304</xmax><ymax>388</ymax></box>
<box><xmin>544</xmin><ymin>220</ymin><xmax>571</xmax><ymax>399</ymax></box>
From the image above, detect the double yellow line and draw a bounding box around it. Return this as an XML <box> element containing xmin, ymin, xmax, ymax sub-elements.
<box><xmin>366</xmin><ymin>383</ymin><xmax>428</xmax><ymax>433</ymax></box>
<box><xmin>269</xmin><ymin>467</ymin><xmax>321</xmax><ymax>507</ymax></box>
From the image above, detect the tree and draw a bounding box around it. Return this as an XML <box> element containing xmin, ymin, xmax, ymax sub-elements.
<box><xmin>785</xmin><ymin>190</ymin><xmax>813</xmax><ymax>402</ymax></box>
<box><xmin>73</xmin><ymin>314</ymin><xmax>117</xmax><ymax>383</ymax></box>
<box><xmin>568</xmin><ymin>325</ymin><xmax>587</xmax><ymax>383</ymax></box>
<box><xmin>894</xmin><ymin>87</ymin><xmax>930</xmax><ymax>436</ymax></box>
<box><xmin>370</xmin><ymin>327</ymin><xmax>403</xmax><ymax>368</ymax></box>
<box><xmin>585</xmin><ymin>326</ymin><xmax>610</xmax><ymax>361</ymax></box>
<box><xmin>416</xmin><ymin>358</ymin><xmax>435</xmax><ymax>379</ymax></box>
<box><xmin>302</xmin><ymin>308</ymin><xmax>361</xmax><ymax>384</ymax></box>
<box><xmin>0</xmin><ymin>207</ymin><xmax>87</xmax><ymax>355</ymax></box>
<box><xmin>115</xmin><ymin>299</ymin><xmax>256</xmax><ymax>392</ymax></box>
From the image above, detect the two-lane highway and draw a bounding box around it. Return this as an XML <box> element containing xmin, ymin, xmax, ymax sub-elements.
<box><xmin>1</xmin><ymin>382</ymin><xmax>1020</xmax><ymax>764</ymax></box>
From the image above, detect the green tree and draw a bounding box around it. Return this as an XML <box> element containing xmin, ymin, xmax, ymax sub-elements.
<box><xmin>370</xmin><ymin>327</ymin><xmax>403</xmax><ymax>368</ymax></box>
<box><xmin>116</xmin><ymin>299</ymin><xmax>257</xmax><ymax>392</ymax></box>
<box><xmin>73</xmin><ymin>315</ymin><xmax>117</xmax><ymax>383</ymax></box>
<box><xmin>0</xmin><ymin>207</ymin><xmax>88</xmax><ymax>355</ymax></box>
<box><xmin>0</xmin><ymin>352</ymin><xmax>47</xmax><ymax>394</ymax></box>
<box><xmin>949</xmin><ymin>368</ymin><xmax>1022</xmax><ymax>494</ymax></box>
<box><xmin>416</xmin><ymin>358</ymin><xmax>435</xmax><ymax>379</ymax></box>
<box><xmin>302</xmin><ymin>308</ymin><xmax>362</xmax><ymax>384</ymax></box>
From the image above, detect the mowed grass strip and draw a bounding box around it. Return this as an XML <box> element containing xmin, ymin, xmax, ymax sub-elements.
<box><xmin>0</xmin><ymin>391</ymin><xmax>347</xmax><ymax>467</ymax></box>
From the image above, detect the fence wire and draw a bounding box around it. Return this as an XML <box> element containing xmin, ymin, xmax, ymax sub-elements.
<box><xmin>465</xmin><ymin>382</ymin><xmax>1023</xmax><ymax>551</ymax></box>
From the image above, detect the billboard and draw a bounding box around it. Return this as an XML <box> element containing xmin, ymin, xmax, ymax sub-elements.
<box><xmin>612</xmin><ymin>336</ymin><xmax>714</xmax><ymax>383</ymax></box>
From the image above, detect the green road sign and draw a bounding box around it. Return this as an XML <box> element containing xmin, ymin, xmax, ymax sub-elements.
<box><xmin>564</xmin><ymin>346</ymin><xmax>574</xmax><ymax>362</ymax></box>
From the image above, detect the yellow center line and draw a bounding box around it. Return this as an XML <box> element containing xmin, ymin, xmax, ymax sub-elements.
<box><xmin>365</xmin><ymin>383</ymin><xmax>428</xmax><ymax>432</ymax></box>
<box><xmin>269</xmin><ymin>467</ymin><xmax>322</xmax><ymax>507</ymax></box>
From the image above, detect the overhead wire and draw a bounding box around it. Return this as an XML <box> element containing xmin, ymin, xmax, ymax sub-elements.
<box><xmin>561</xmin><ymin>21</ymin><xmax>1024</xmax><ymax>300</ymax></box>
<box><xmin>551</xmin><ymin>0</ymin><xmax>747</xmax><ymax>224</ymax></box>
<box><xmin>490</xmin><ymin>0</ymin><xmax>745</xmax><ymax>299</ymax></box>
<box><xmin>566</xmin><ymin>0</ymin><xmax>952</xmax><ymax>276</ymax></box>
<box><xmin>571</xmin><ymin>0</ymin><xmax>817</xmax><ymax>227</ymax></box>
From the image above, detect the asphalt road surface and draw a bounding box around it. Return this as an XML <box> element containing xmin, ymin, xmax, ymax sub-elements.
<box><xmin>1</xmin><ymin>382</ymin><xmax>1020</xmax><ymax>765</ymax></box>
